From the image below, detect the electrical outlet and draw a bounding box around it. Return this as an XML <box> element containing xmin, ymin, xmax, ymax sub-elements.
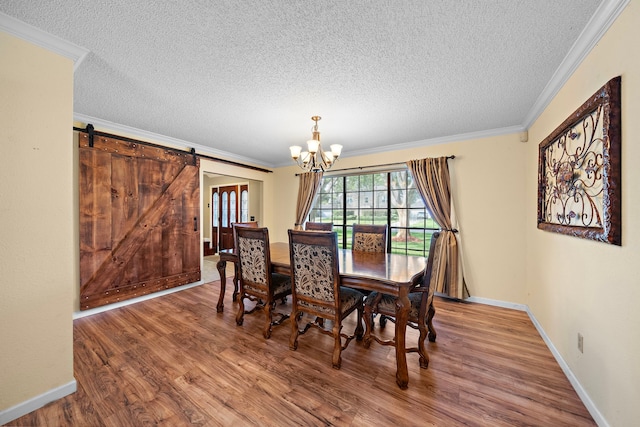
<box><xmin>578</xmin><ymin>333</ymin><xmax>584</xmax><ymax>353</ymax></box>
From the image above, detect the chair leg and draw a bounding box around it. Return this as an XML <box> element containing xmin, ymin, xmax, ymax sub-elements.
<box><xmin>235</xmin><ymin>294</ymin><xmax>245</xmax><ymax>326</ymax></box>
<box><xmin>418</xmin><ymin>325</ymin><xmax>429</xmax><ymax>369</ymax></box>
<box><xmin>363</xmin><ymin>302</ymin><xmax>373</xmax><ymax>348</ymax></box>
<box><xmin>355</xmin><ymin>301</ymin><xmax>364</xmax><ymax>341</ymax></box>
<box><xmin>417</xmin><ymin>315</ymin><xmax>430</xmax><ymax>369</ymax></box>
<box><xmin>332</xmin><ymin>323</ymin><xmax>342</xmax><ymax>369</ymax></box>
<box><xmin>379</xmin><ymin>314</ymin><xmax>388</xmax><ymax>328</ymax></box>
<box><xmin>289</xmin><ymin>311</ymin><xmax>301</xmax><ymax>350</ymax></box>
<box><xmin>263</xmin><ymin>301</ymin><xmax>273</xmax><ymax>339</ymax></box>
<box><xmin>427</xmin><ymin>304</ymin><xmax>437</xmax><ymax>342</ymax></box>
<box><xmin>232</xmin><ymin>265</ymin><xmax>240</xmax><ymax>302</ymax></box>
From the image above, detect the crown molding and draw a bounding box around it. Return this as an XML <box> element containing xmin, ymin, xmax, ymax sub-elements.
<box><xmin>0</xmin><ymin>12</ymin><xmax>89</xmax><ymax>71</ymax></box>
<box><xmin>273</xmin><ymin>124</ymin><xmax>526</xmax><ymax>168</ymax></box>
<box><xmin>522</xmin><ymin>0</ymin><xmax>630</xmax><ymax>129</ymax></box>
<box><xmin>358</xmin><ymin>125</ymin><xmax>526</xmax><ymax>158</ymax></box>
<box><xmin>73</xmin><ymin>113</ymin><xmax>272</xmax><ymax>168</ymax></box>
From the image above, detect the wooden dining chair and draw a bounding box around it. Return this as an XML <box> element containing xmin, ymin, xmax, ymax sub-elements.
<box><xmin>351</xmin><ymin>223</ymin><xmax>388</xmax><ymax>302</ymax></box>
<box><xmin>235</xmin><ymin>226</ymin><xmax>292</xmax><ymax>339</ymax></box>
<box><xmin>230</xmin><ymin>221</ymin><xmax>259</xmax><ymax>300</ymax></box>
<box><xmin>363</xmin><ymin>232</ymin><xmax>440</xmax><ymax>369</ymax></box>
<box><xmin>288</xmin><ymin>230</ymin><xmax>365</xmax><ymax>369</ymax></box>
<box><xmin>352</xmin><ymin>223</ymin><xmax>387</xmax><ymax>253</ymax></box>
<box><xmin>304</xmin><ymin>222</ymin><xmax>333</xmax><ymax>231</ymax></box>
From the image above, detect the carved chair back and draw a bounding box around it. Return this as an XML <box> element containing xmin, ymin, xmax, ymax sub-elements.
<box><xmin>304</xmin><ymin>222</ymin><xmax>334</xmax><ymax>231</ymax></box>
<box><xmin>232</xmin><ymin>221</ymin><xmax>259</xmax><ymax>249</ymax></box>
<box><xmin>351</xmin><ymin>223</ymin><xmax>388</xmax><ymax>253</ymax></box>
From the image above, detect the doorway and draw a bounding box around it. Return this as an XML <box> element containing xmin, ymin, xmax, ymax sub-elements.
<box><xmin>215</xmin><ymin>184</ymin><xmax>249</xmax><ymax>251</ymax></box>
<box><xmin>203</xmin><ymin>174</ymin><xmax>261</xmax><ymax>255</ymax></box>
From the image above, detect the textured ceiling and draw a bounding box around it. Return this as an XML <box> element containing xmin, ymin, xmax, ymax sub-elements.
<box><xmin>1</xmin><ymin>0</ymin><xmax>608</xmax><ymax>168</ymax></box>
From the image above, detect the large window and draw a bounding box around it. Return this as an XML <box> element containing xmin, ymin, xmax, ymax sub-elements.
<box><xmin>308</xmin><ymin>170</ymin><xmax>439</xmax><ymax>257</ymax></box>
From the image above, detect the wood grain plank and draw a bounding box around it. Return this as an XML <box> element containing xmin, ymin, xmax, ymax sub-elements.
<box><xmin>8</xmin><ymin>288</ymin><xmax>596</xmax><ymax>426</ymax></box>
<box><xmin>78</xmin><ymin>146</ymin><xmax>112</xmax><ymax>286</ymax></box>
<box><xmin>182</xmin><ymin>162</ymin><xmax>201</xmax><ymax>272</ymax></box>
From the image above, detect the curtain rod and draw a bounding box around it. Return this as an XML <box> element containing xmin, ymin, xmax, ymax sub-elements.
<box><xmin>295</xmin><ymin>156</ymin><xmax>455</xmax><ymax>176</ymax></box>
<box><xmin>73</xmin><ymin>124</ymin><xmax>273</xmax><ymax>174</ymax></box>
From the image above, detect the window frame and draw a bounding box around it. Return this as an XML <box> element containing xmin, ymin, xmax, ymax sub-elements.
<box><xmin>308</xmin><ymin>169</ymin><xmax>439</xmax><ymax>257</ymax></box>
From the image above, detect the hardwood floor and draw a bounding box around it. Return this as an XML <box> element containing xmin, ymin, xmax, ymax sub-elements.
<box><xmin>7</xmin><ymin>280</ymin><xmax>595</xmax><ymax>426</ymax></box>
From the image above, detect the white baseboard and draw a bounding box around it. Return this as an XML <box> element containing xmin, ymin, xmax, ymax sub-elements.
<box><xmin>463</xmin><ymin>295</ymin><xmax>528</xmax><ymax>311</ymax></box>
<box><xmin>461</xmin><ymin>295</ymin><xmax>608</xmax><ymax>426</ymax></box>
<box><xmin>0</xmin><ymin>380</ymin><xmax>77</xmax><ymax>425</ymax></box>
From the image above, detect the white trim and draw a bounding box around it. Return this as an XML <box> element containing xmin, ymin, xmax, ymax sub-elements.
<box><xmin>79</xmin><ymin>108</ymin><xmax>521</xmax><ymax>171</ymax></box>
<box><xmin>522</xmin><ymin>0</ymin><xmax>630</xmax><ymax>128</ymax></box>
<box><xmin>74</xmin><ymin>281</ymin><xmax>206</xmax><ymax>319</ymax></box>
<box><xmin>73</xmin><ymin>113</ymin><xmax>271</xmax><ymax>169</ymax></box>
<box><xmin>463</xmin><ymin>295</ymin><xmax>528</xmax><ymax>312</ymax></box>
<box><xmin>274</xmin><ymin>125</ymin><xmax>526</xmax><ymax>167</ymax></box>
<box><xmin>0</xmin><ymin>12</ymin><xmax>89</xmax><ymax>72</ymax></box>
<box><xmin>525</xmin><ymin>307</ymin><xmax>609</xmax><ymax>427</ymax></box>
<box><xmin>461</xmin><ymin>294</ymin><xmax>609</xmax><ymax>426</ymax></box>
<box><xmin>0</xmin><ymin>380</ymin><xmax>77</xmax><ymax>425</ymax></box>
<box><xmin>352</xmin><ymin>125</ymin><xmax>526</xmax><ymax>157</ymax></box>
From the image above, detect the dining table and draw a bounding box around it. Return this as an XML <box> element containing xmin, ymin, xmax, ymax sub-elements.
<box><xmin>215</xmin><ymin>242</ymin><xmax>426</xmax><ymax>389</ymax></box>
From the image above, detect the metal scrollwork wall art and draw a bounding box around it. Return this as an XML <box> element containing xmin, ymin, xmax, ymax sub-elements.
<box><xmin>537</xmin><ymin>76</ymin><xmax>621</xmax><ymax>245</ymax></box>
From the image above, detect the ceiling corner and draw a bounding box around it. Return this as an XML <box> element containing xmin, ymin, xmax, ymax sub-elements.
<box><xmin>0</xmin><ymin>11</ymin><xmax>89</xmax><ymax>71</ymax></box>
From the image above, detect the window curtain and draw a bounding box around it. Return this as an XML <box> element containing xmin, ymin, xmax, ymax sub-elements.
<box><xmin>406</xmin><ymin>157</ymin><xmax>468</xmax><ymax>299</ymax></box>
<box><xmin>294</xmin><ymin>172</ymin><xmax>323</xmax><ymax>230</ymax></box>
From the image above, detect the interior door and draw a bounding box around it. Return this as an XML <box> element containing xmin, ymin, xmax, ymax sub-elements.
<box><xmin>211</xmin><ymin>187</ymin><xmax>219</xmax><ymax>254</ymax></box>
<box><xmin>218</xmin><ymin>185</ymin><xmax>238</xmax><ymax>250</ymax></box>
<box><xmin>78</xmin><ymin>132</ymin><xmax>201</xmax><ymax>310</ymax></box>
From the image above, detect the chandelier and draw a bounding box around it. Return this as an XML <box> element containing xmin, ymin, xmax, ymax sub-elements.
<box><xmin>289</xmin><ymin>116</ymin><xmax>342</xmax><ymax>172</ymax></box>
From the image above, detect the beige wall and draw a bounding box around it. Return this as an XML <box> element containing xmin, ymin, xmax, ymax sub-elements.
<box><xmin>525</xmin><ymin>2</ymin><xmax>639</xmax><ymax>425</ymax></box>
<box><xmin>2</xmin><ymin>2</ymin><xmax>637</xmax><ymax>424</ymax></box>
<box><xmin>271</xmin><ymin>133</ymin><xmax>528</xmax><ymax>303</ymax></box>
<box><xmin>0</xmin><ymin>33</ymin><xmax>76</xmax><ymax>411</ymax></box>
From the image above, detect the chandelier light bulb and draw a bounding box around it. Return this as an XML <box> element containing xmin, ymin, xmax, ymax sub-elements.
<box><xmin>307</xmin><ymin>139</ymin><xmax>319</xmax><ymax>154</ymax></box>
<box><xmin>289</xmin><ymin>145</ymin><xmax>302</xmax><ymax>160</ymax></box>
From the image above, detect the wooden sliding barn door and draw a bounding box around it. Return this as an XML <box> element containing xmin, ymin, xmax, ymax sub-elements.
<box><xmin>79</xmin><ymin>133</ymin><xmax>201</xmax><ymax>310</ymax></box>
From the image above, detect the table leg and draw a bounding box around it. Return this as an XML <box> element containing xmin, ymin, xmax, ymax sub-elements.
<box><xmin>394</xmin><ymin>289</ymin><xmax>411</xmax><ymax>389</ymax></box>
<box><xmin>216</xmin><ymin>259</ymin><xmax>227</xmax><ymax>312</ymax></box>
